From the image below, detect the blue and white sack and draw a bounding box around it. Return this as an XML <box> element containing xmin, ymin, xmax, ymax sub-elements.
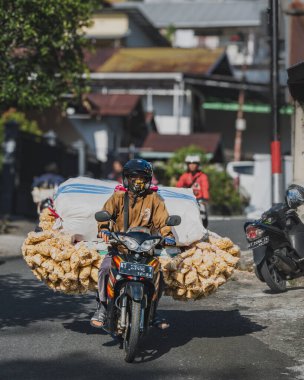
<box><xmin>54</xmin><ymin>178</ymin><xmax>206</xmax><ymax>246</ymax></box>
<box><xmin>158</xmin><ymin>187</ymin><xmax>207</xmax><ymax>246</ymax></box>
<box><xmin>54</xmin><ymin>177</ymin><xmax>117</xmax><ymax>241</ymax></box>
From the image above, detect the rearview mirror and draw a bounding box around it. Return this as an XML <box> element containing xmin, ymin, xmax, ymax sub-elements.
<box><xmin>95</xmin><ymin>211</ymin><xmax>111</xmax><ymax>222</ymax></box>
<box><xmin>166</xmin><ymin>215</ymin><xmax>181</xmax><ymax>226</ymax></box>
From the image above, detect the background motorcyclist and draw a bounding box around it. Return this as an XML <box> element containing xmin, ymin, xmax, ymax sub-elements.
<box><xmin>31</xmin><ymin>162</ymin><xmax>65</xmax><ymax>215</ymax></box>
<box><xmin>176</xmin><ymin>155</ymin><xmax>210</xmax><ymax>226</ymax></box>
<box><xmin>91</xmin><ymin>159</ymin><xmax>175</xmax><ymax>330</ymax></box>
<box><xmin>32</xmin><ymin>162</ymin><xmax>64</xmax><ymax>189</ymax></box>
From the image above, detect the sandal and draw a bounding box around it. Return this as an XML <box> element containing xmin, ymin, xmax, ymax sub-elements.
<box><xmin>90</xmin><ymin>303</ymin><xmax>107</xmax><ymax>329</ymax></box>
<box><xmin>152</xmin><ymin>314</ymin><xmax>170</xmax><ymax>330</ymax></box>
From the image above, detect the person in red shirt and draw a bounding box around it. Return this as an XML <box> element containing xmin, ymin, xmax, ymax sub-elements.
<box><xmin>176</xmin><ymin>155</ymin><xmax>209</xmax><ymax>227</ymax></box>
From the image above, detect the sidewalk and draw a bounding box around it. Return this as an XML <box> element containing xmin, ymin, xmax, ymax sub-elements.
<box><xmin>0</xmin><ymin>219</ymin><xmax>36</xmax><ymax>258</ymax></box>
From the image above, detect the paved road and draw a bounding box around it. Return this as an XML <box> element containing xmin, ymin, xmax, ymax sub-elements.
<box><xmin>209</xmin><ymin>216</ymin><xmax>248</xmax><ymax>250</ymax></box>
<box><xmin>1</xmin><ymin>257</ymin><xmax>304</xmax><ymax>380</ymax></box>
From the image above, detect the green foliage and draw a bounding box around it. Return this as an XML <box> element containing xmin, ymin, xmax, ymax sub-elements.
<box><xmin>164</xmin><ymin>24</ymin><xmax>176</xmax><ymax>44</ymax></box>
<box><xmin>203</xmin><ymin>166</ymin><xmax>245</xmax><ymax>215</ymax></box>
<box><xmin>0</xmin><ymin>0</ymin><xmax>99</xmax><ymax>110</ymax></box>
<box><xmin>0</xmin><ymin>108</ymin><xmax>42</xmax><ymax>169</ymax></box>
<box><xmin>163</xmin><ymin>145</ymin><xmax>245</xmax><ymax>215</ymax></box>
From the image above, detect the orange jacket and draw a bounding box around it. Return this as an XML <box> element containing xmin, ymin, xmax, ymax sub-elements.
<box><xmin>177</xmin><ymin>171</ymin><xmax>210</xmax><ymax>200</ymax></box>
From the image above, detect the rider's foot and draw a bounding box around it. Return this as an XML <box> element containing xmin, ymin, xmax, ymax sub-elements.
<box><xmin>90</xmin><ymin>302</ymin><xmax>107</xmax><ymax>329</ymax></box>
<box><xmin>152</xmin><ymin>313</ymin><xmax>170</xmax><ymax>330</ymax></box>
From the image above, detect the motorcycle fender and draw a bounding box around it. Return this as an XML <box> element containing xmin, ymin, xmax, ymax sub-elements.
<box><xmin>253</xmin><ymin>246</ymin><xmax>267</xmax><ymax>266</ymax></box>
<box><xmin>125</xmin><ymin>282</ymin><xmax>144</xmax><ymax>302</ymax></box>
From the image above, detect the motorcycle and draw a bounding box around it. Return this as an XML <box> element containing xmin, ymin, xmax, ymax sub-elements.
<box><xmin>95</xmin><ymin>210</ymin><xmax>181</xmax><ymax>363</ymax></box>
<box><xmin>244</xmin><ymin>185</ymin><xmax>304</xmax><ymax>293</ymax></box>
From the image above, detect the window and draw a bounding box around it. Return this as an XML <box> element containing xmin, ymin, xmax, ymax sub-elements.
<box><xmin>233</xmin><ymin>166</ymin><xmax>254</xmax><ymax>175</ymax></box>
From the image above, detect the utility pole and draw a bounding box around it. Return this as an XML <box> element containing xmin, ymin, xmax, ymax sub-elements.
<box><xmin>233</xmin><ymin>36</ymin><xmax>247</xmax><ymax>162</ymax></box>
<box><xmin>269</xmin><ymin>0</ymin><xmax>284</xmax><ymax>203</ymax></box>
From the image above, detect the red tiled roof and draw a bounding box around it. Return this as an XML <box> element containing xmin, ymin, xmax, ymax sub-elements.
<box><xmin>142</xmin><ymin>133</ymin><xmax>222</xmax><ymax>154</ymax></box>
<box><xmin>84</xmin><ymin>93</ymin><xmax>141</xmax><ymax>116</ymax></box>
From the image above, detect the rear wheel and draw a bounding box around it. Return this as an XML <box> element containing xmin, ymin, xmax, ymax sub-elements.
<box><xmin>254</xmin><ymin>265</ymin><xmax>265</xmax><ymax>282</ymax></box>
<box><xmin>124</xmin><ymin>300</ymin><xmax>141</xmax><ymax>363</ymax></box>
<box><xmin>260</xmin><ymin>259</ymin><xmax>287</xmax><ymax>293</ymax></box>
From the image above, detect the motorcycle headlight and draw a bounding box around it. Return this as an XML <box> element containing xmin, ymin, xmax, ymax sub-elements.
<box><xmin>141</xmin><ymin>238</ymin><xmax>161</xmax><ymax>252</ymax></box>
<box><xmin>119</xmin><ymin>236</ymin><xmax>140</xmax><ymax>251</ymax></box>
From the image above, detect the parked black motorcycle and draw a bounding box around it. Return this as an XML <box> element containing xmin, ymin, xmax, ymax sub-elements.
<box><xmin>244</xmin><ymin>184</ymin><xmax>304</xmax><ymax>293</ymax></box>
<box><xmin>95</xmin><ymin>210</ymin><xmax>181</xmax><ymax>363</ymax></box>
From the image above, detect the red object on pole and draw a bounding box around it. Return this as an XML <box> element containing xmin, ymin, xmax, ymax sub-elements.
<box><xmin>271</xmin><ymin>140</ymin><xmax>282</xmax><ymax>174</ymax></box>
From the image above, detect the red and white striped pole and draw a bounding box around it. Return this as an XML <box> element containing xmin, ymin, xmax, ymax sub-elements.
<box><xmin>270</xmin><ymin>0</ymin><xmax>284</xmax><ymax>203</ymax></box>
<box><xmin>271</xmin><ymin>140</ymin><xmax>283</xmax><ymax>203</ymax></box>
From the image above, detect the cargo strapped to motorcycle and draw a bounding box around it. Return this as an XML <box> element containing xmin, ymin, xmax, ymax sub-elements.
<box><xmin>124</xmin><ymin>192</ymin><xmax>129</xmax><ymax>232</ymax></box>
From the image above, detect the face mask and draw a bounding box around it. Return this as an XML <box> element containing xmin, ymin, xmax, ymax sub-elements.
<box><xmin>128</xmin><ymin>176</ymin><xmax>146</xmax><ymax>193</ymax></box>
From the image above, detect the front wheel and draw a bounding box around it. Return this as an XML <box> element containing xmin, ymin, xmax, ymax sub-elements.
<box><xmin>260</xmin><ymin>259</ymin><xmax>287</xmax><ymax>293</ymax></box>
<box><xmin>124</xmin><ymin>300</ymin><xmax>141</xmax><ymax>363</ymax></box>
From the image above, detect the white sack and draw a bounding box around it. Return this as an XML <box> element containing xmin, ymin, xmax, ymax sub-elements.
<box><xmin>158</xmin><ymin>187</ymin><xmax>207</xmax><ymax>246</ymax></box>
<box><xmin>54</xmin><ymin>178</ymin><xmax>206</xmax><ymax>245</ymax></box>
<box><xmin>54</xmin><ymin>177</ymin><xmax>118</xmax><ymax>241</ymax></box>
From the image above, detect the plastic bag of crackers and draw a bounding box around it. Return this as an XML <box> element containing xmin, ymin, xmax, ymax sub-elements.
<box><xmin>159</xmin><ymin>232</ymin><xmax>240</xmax><ymax>301</ymax></box>
<box><xmin>22</xmin><ymin>208</ymin><xmax>104</xmax><ymax>294</ymax></box>
<box><xmin>22</xmin><ymin>208</ymin><xmax>240</xmax><ymax>299</ymax></box>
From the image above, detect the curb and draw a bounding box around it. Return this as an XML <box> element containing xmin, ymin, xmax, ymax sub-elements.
<box><xmin>0</xmin><ymin>254</ymin><xmax>22</xmax><ymax>261</ymax></box>
<box><xmin>209</xmin><ymin>215</ymin><xmax>246</xmax><ymax>221</ymax></box>
<box><xmin>0</xmin><ymin>235</ymin><xmax>25</xmax><ymax>260</ymax></box>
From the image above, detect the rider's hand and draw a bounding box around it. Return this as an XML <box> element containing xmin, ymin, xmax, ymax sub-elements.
<box><xmin>98</xmin><ymin>229</ymin><xmax>111</xmax><ymax>243</ymax></box>
<box><xmin>164</xmin><ymin>237</ymin><xmax>176</xmax><ymax>246</ymax></box>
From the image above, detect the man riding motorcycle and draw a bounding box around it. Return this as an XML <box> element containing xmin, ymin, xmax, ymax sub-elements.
<box><xmin>177</xmin><ymin>155</ymin><xmax>210</xmax><ymax>227</ymax></box>
<box><xmin>90</xmin><ymin>159</ymin><xmax>175</xmax><ymax>329</ymax></box>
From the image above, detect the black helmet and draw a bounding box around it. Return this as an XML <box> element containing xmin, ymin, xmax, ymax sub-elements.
<box><xmin>123</xmin><ymin>159</ymin><xmax>153</xmax><ymax>194</ymax></box>
<box><xmin>286</xmin><ymin>184</ymin><xmax>304</xmax><ymax>209</ymax></box>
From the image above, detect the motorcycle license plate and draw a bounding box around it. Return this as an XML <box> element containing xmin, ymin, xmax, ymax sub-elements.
<box><xmin>119</xmin><ymin>262</ymin><xmax>154</xmax><ymax>279</ymax></box>
<box><xmin>248</xmin><ymin>236</ymin><xmax>270</xmax><ymax>249</ymax></box>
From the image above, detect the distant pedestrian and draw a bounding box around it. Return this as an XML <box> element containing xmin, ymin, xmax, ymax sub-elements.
<box><xmin>107</xmin><ymin>160</ymin><xmax>123</xmax><ymax>183</ymax></box>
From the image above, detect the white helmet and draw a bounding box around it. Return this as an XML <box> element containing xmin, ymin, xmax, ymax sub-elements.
<box><xmin>185</xmin><ymin>154</ymin><xmax>200</xmax><ymax>164</ymax></box>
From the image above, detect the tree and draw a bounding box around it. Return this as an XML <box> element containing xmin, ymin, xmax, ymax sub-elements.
<box><xmin>0</xmin><ymin>0</ymin><xmax>98</xmax><ymax>111</ymax></box>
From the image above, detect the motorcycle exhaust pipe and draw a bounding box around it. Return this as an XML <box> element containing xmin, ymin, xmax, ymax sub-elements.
<box><xmin>120</xmin><ymin>296</ymin><xmax>127</xmax><ymax>328</ymax></box>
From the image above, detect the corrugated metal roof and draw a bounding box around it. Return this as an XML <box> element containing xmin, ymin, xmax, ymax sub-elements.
<box><xmin>84</xmin><ymin>93</ymin><xmax>141</xmax><ymax>116</ymax></box>
<box><xmin>142</xmin><ymin>132</ymin><xmax>222</xmax><ymax>153</ymax></box>
<box><xmin>114</xmin><ymin>1</ymin><xmax>267</xmax><ymax>29</ymax></box>
<box><xmin>97</xmin><ymin>47</ymin><xmax>226</xmax><ymax>74</ymax></box>
<box><xmin>100</xmin><ymin>8</ymin><xmax>170</xmax><ymax>47</ymax></box>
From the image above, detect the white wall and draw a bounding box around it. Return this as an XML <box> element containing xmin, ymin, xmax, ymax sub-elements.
<box><xmin>247</xmin><ymin>154</ymin><xmax>293</xmax><ymax>218</ymax></box>
<box><xmin>70</xmin><ymin>118</ymin><xmax>123</xmax><ymax>163</ymax></box>
<box><xmin>141</xmin><ymin>91</ymin><xmax>192</xmax><ymax>134</ymax></box>
<box><xmin>154</xmin><ymin>115</ymin><xmax>191</xmax><ymax>134</ymax></box>
<box><xmin>174</xmin><ymin>30</ymin><xmax>198</xmax><ymax>48</ymax></box>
